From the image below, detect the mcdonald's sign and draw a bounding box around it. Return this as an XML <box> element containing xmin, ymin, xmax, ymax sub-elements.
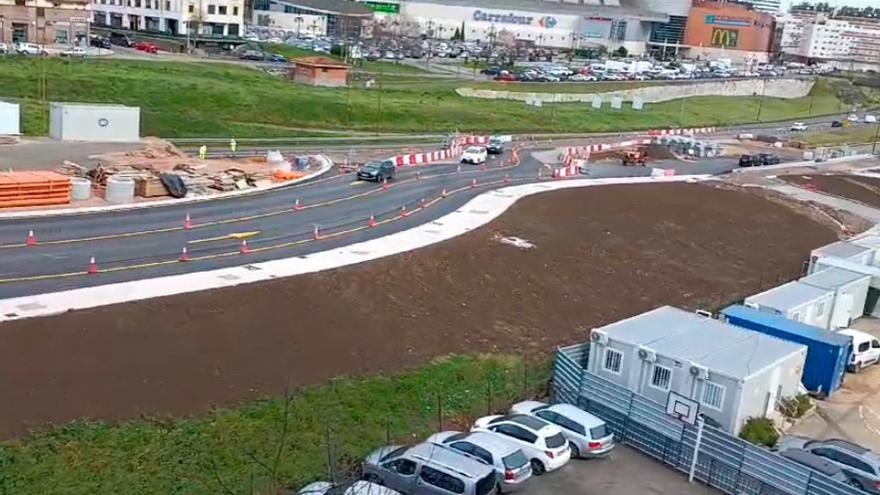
<box><xmin>710</xmin><ymin>28</ymin><xmax>739</xmax><ymax>48</ymax></box>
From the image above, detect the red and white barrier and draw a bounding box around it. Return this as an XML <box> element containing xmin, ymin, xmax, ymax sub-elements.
<box><xmin>559</xmin><ymin>138</ymin><xmax>652</xmax><ymax>165</ymax></box>
<box><xmin>553</xmin><ymin>164</ymin><xmax>579</xmax><ymax>178</ymax></box>
<box><xmin>390</xmin><ymin>135</ymin><xmax>490</xmax><ymax>167</ymax></box>
<box><xmin>647</xmin><ymin>127</ymin><xmax>716</xmax><ymax>136</ymax></box>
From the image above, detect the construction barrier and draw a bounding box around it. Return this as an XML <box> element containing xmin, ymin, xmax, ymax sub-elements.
<box><xmin>647</xmin><ymin>127</ymin><xmax>716</xmax><ymax>136</ymax></box>
<box><xmin>559</xmin><ymin>138</ymin><xmax>653</xmax><ymax>168</ymax></box>
<box><xmin>0</xmin><ymin>171</ymin><xmax>71</xmax><ymax>208</ymax></box>
<box><xmin>390</xmin><ymin>135</ymin><xmax>491</xmax><ymax>167</ymax></box>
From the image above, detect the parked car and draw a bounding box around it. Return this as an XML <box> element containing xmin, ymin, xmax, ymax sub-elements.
<box><xmin>425</xmin><ymin>430</ymin><xmax>532</xmax><ymax>492</ymax></box>
<box><xmin>60</xmin><ymin>46</ymin><xmax>88</xmax><ymax>57</ymax></box>
<box><xmin>866</xmin><ymin>115</ymin><xmax>878</xmax><ymax>124</ymax></box>
<box><xmin>14</xmin><ymin>42</ymin><xmax>47</xmax><ymax>55</ymax></box>
<box><xmin>480</xmin><ymin>66</ymin><xmax>502</xmax><ymax>76</ymax></box>
<box><xmin>269</xmin><ymin>53</ymin><xmax>287</xmax><ymax>63</ymax></box>
<box><xmin>472</xmin><ymin>414</ymin><xmax>571</xmax><ymax>475</ymax></box>
<box><xmin>779</xmin><ymin>449</ymin><xmax>852</xmax><ymax>487</ymax></box>
<box><xmin>838</xmin><ymin>328</ymin><xmax>880</xmax><ymax>372</ymax></box>
<box><xmin>509</xmin><ymin>401</ymin><xmax>615</xmax><ymax>458</ymax></box>
<box><xmin>460</xmin><ymin>146</ymin><xmax>488</xmax><ymax>165</ymax></box>
<box><xmin>298</xmin><ymin>480</ymin><xmax>400</xmax><ymax>495</ymax></box>
<box><xmin>134</xmin><ymin>41</ymin><xmax>158</xmax><ymax>53</ymax></box>
<box><xmin>494</xmin><ymin>72</ymin><xmax>516</xmax><ymax>82</ymax></box>
<box><xmin>848</xmin><ymin>114</ymin><xmax>859</xmax><ymax>123</ymax></box>
<box><xmin>486</xmin><ymin>139</ymin><xmax>504</xmax><ymax>155</ymax></box>
<box><xmin>790</xmin><ymin>122</ymin><xmax>808</xmax><ymax>132</ymax></box>
<box><xmin>89</xmin><ymin>35</ymin><xmax>111</xmax><ymax>49</ymax></box>
<box><xmin>362</xmin><ymin>443</ymin><xmax>499</xmax><ymax>495</ymax></box>
<box><xmin>108</xmin><ymin>32</ymin><xmax>134</xmax><ymax>47</ymax></box>
<box><xmin>777</xmin><ymin>436</ymin><xmax>880</xmax><ymax>492</ymax></box>
<box><xmin>738</xmin><ymin>154</ymin><xmax>758</xmax><ymax>167</ymax></box>
<box><xmin>356</xmin><ymin>159</ymin><xmax>396</xmax><ymax>182</ymax></box>
<box><xmin>0</xmin><ymin>42</ymin><xmax>8</xmax><ymax>54</ymax></box>
<box><xmin>831</xmin><ymin>120</ymin><xmax>844</xmax><ymax>128</ymax></box>
<box><xmin>240</xmin><ymin>49</ymin><xmax>265</xmax><ymax>61</ymax></box>
<box><xmin>758</xmin><ymin>153</ymin><xmax>781</xmax><ymax>165</ymax></box>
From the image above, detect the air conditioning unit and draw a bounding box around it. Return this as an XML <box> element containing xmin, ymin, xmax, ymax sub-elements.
<box><xmin>689</xmin><ymin>363</ymin><xmax>709</xmax><ymax>380</ymax></box>
<box><xmin>637</xmin><ymin>346</ymin><xmax>656</xmax><ymax>363</ymax></box>
<box><xmin>694</xmin><ymin>309</ymin><xmax>713</xmax><ymax>318</ymax></box>
<box><xmin>744</xmin><ymin>301</ymin><xmax>759</xmax><ymax>310</ymax></box>
<box><xmin>591</xmin><ymin>329</ymin><xmax>609</xmax><ymax>346</ymax></box>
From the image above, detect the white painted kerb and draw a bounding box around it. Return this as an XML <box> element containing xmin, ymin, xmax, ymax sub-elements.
<box><xmin>0</xmin><ymin>174</ymin><xmax>709</xmax><ymax>322</ymax></box>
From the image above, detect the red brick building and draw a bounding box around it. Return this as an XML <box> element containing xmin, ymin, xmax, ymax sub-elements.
<box><xmin>290</xmin><ymin>56</ymin><xmax>349</xmax><ymax>88</ymax></box>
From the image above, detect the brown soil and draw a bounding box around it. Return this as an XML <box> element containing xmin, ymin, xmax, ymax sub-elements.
<box><xmin>781</xmin><ymin>174</ymin><xmax>880</xmax><ymax>208</ymax></box>
<box><xmin>0</xmin><ymin>182</ymin><xmax>837</xmax><ymax>438</ymax></box>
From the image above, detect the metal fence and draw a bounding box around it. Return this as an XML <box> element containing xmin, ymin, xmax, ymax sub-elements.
<box><xmin>553</xmin><ymin>344</ymin><xmax>856</xmax><ymax>495</ymax></box>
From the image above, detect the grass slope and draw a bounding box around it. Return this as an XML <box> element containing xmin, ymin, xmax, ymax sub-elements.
<box><xmin>0</xmin><ymin>354</ymin><xmax>547</xmax><ymax>495</ymax></box>
<box><xmin>0</xmin><ymin>57</ymin><xmax>873</xmax><ymax>137</ymax></box>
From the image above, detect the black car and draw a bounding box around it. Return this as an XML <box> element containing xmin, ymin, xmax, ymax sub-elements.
<box><xmin>480</xmin><ymin>66</ymin><xmax>502</xmax><ymax>76</ymax></box>
<box><xmin>108</xmin><ymin>32</ymin><xmax>134</xmax><ymax>47</ymax></box>
<box><xmin>486</xmin><ymin>139</ymin><xmax>504</xmax><ymax>155</ymax></box>
<box><xmin>738</xmin><ymin>154</ymin><xmax>757</xmax><ymax>167</ymax></box>
<box><xmin>831</xmin><ymin>120</ymin><xmax>844</xmax><ymax>128</ymax></box>
<box><xmin>356</xmin><ymin>159</ymin><xmax>396</xmax><ymax>182</ymax></box>
<box><xmin>90</xmin><ymin>35</ymin><xmax>111</xmax><ymax>49</ymax></box>
<box><xmin>758</xmin><ymin>153</ymin><xmax>781</xmax><ymax>165</ymax></box>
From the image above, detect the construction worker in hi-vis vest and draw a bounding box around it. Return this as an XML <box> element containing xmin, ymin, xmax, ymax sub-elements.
<box><xmin>198</xmin><ymin>144</ymin><xmax>207</xmax><ymax>160</ymax></box>
<box><xmin>230</xmin><ymin>138</ymin><xmax>237</xmax><ymax>157</ymax></box>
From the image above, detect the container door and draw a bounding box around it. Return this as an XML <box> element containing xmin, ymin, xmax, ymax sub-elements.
<box><xmin>831</xmin><ymin>293</ymin><xmax>854</xmax><ymax>329</ymax></box>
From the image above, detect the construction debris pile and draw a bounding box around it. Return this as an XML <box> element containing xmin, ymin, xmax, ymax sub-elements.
<box><xmin>55</xmin><ymin>139</ymin><xmax>317</xmax><ymax>200</ymax></box>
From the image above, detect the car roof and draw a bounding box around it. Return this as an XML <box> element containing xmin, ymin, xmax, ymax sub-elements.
<box><xmin>812</xmin><ymin>438</ymin><xmax>873</xmax><ymax>457</ymax></box>
<box><xmin>546</xmin><ymin>404</ymin><xmax>605</xmax><ymax>428</ymax></box>
<box><xmin>408</xmin><ymin>443</ymin><xmax>495</xmax><ymax>479</ymax></box>
<box><xmin>838</xmin><ymin>328</ymin><xmax>874</xmax><ymax>344</ymax></box>
<box><xmin>450</xmin><ymin>431</ymin><xmax>521</xmax><ymax>456</ymax></box>
<box><xmin>780</xmin><ymin>450</ymin><xmax>843</xmax><ymax>477</ymax></box>
<box><xmin>490</xmin><ymin>414</ymin><xmax>552</xmax><ymax>432</ymax></box>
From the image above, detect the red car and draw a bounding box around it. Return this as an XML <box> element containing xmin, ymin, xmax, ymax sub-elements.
<box><xmin>133</xmin><ymin>41</ymin><xmax>158</xmax><ymax>53</ymax></box>
<box><xmin>494</xmin><ymin>72</ymin><xmax>517</xmax><ymax>82</ymax></box>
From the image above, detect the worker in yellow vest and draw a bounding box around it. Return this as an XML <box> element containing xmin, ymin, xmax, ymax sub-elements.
<box><xmin>230</xmin><ymin>138</ymin><xmax>238</xmax><ymax>157</ymax></box>
<box><xmin>198</xmin><ymin>144</ymin><xmax>207</xmax><ymax>160</ymax></box>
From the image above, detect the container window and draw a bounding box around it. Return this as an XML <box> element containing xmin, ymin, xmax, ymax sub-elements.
<box><xmin>701</xmin><ymin>381</ymin><xmax>725</xmax><ymax>411</ymax></box>
<box><xmin>603</xmin><ymin>349</ymin><xmax>623</xmax><ymax>374</ymax></box>
<box><xmin>650</xmin><ymin>364</ymin><xmax>672</xmax><ymax>391</ymax></box>
<box><xmin>816</xmin><ymin>302</ymin><xmax>825</xmax><ymax>318</ymax></box>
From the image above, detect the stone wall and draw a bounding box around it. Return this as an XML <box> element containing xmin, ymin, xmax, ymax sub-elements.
<box><xmin>456</xmin><ymin>78</ymin><xmax>815</xmax><ymax>104</ymax></box>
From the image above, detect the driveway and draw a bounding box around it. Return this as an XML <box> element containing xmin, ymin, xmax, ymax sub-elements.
<box><xmin>522</xmin><ymin>445</ymin><xmax>717</xmax><ymax>495</ymax></box>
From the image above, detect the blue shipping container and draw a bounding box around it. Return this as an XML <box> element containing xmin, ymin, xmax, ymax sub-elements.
<box><xmin>721</xmin><ymin>305</ymin><xmax>853</xmax><ymax>397</ymax></box>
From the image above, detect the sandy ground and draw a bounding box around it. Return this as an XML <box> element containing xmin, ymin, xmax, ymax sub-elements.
<box><xmin>781</xmin><ymin>174</ymin><xmax>880</xmax><ymax>209</ymax></box>
<box><xmin>0</xmin><ymin>182</ymin><xmax>837</xmax><ymax>438</ymax></box>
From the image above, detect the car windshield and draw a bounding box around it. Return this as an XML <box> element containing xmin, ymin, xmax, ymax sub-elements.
<box><xmin>380</xmin><ymin>446</ymin><xmax>407</xmax><ymax>462</ymax></box>
<box><xmin>466</xmin><ymin>147</ymin><xmax>483</xmax><ymax>154</ymax></box>
<box><xmin>445</xmin><ymin>432</ymin><xmax>469</xmax><ymax>443</ymax></box>
<box><xmin>590</xmin><ymin>424</ymin><xmax>609</xmax><ymax>439</ymax></box>
<box><xmin>489</xmin><ymin>140</ymin><xmax>501</xmax><ymax>146</ymax></box>
<box><xmin>363</xmin><ymin>162</ymin><xmax>382</xmax><ymax>170</ymax></box>
<box><xmin>502</xmin><ymin>450</ymin><xmax>529</xmax><ymax>469</ymax></box>
<box><xmin>545</xmin><ymin>433</ymin><xmax>566</xmax><ymax>449</ymax></box>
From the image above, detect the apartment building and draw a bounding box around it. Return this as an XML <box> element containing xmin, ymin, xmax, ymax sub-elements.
<box><xmin>91</xmin><ymin>0</ymin><xmax>243</xmax><ymax>36</ymax></box>
<box><xmin>0</xmin><ymin>0</ymin><xmax>91</xmax><ymax>44</ymax></box>
<box><xmin>781</xmin><ymin>9</ymin><xmax>880</xmax><ymax>65</ymax></box>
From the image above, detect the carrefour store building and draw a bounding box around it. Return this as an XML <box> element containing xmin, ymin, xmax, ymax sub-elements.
<box><xmin>361</xmin><ymin>0</ymin><xmax>669</xmax><ymax>53</ymax></box>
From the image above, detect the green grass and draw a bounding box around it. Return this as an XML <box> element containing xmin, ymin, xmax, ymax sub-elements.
<box><xmin>798</xmin><ymin>124</ymin><xmax>880</xmax><ymax>146</ymax></box>
<box><xmin>0</xmin><ymin>354</ymin><xmax>549</xmax><ymax>495</ymax></box>
<box><xmin>259</xmin><ymin>43</ymin><xmax>426</xmax><ymax>75</ymax></box>
<box><xmin>0</xmin><ymin>57</ymin><xmax>876</xmax><ymax>138</ymax></box>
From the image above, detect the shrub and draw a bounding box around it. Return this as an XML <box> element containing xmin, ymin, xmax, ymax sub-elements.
<box><xmin>778</xmin><ymin>394</ymin><xmax>812</xmax><ymax>419</ymax></box>
<box><xmin>739</xmin><ymin>417</ymin><xmax>779</xmax><ymax>448</ymax></box>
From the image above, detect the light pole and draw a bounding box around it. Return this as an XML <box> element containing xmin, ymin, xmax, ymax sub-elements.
<box><xmin>755</xmin><ymin>78</ymin><xmax>767</xmax><ymax>122</ymax></box>
<box><xmin>295</xmin><ymin>16</ymin><xmax>302</xmax><ymax>39</ymax></box>
<box><xmin>872</xmin><ymin>117</ymin><xmax>880</xmax><ymax>155</ymax></box>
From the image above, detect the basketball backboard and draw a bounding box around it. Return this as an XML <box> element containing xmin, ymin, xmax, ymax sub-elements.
<box><xmin>666</xmin><ymin>391</ymin><xmax>699</xmax><ymax>426</ymax></box>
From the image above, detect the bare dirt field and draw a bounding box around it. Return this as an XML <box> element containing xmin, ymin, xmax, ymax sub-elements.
<box><xmin>781</xmin><ymin>174</ymin><xmax>880</xmax><ymax>208</ymax></box>
<box><xmin>0</xmin><ymin>182</ymin><xmax>837</xmax><ymax>438</ymax></box>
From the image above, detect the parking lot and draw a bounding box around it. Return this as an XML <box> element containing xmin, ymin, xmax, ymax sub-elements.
<box><xmin>523</xmin><ymin>446</ymin><xmax>716</xmax><ymax>495</ymax></box>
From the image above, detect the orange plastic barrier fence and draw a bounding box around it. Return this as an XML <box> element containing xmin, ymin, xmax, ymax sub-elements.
<box><xmin>271</xmin><ymin>169</ymin><xmax>305</xmax><ymax>181</ymax></box>
<box><xmin>0</xmin><ymin>172</ymin><xmax>71</xmax><ymax>208</ymax></box>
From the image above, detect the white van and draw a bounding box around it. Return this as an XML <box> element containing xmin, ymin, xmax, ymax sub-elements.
<box><xmin>865</xmin><ymin>115</ymin><xmax>877</xmax><ymax>124</ymax></box>
<box><xmin>838</xmin><ymin>329</ymin><xmax>880</xmax><ymax>372</ymax></box>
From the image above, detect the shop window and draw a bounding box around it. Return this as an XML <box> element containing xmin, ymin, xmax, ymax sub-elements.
<box><xmin>218</xmin><ymin>5</ymin><xmax>226</xmax><ymax>14</ymax></box>
<box><xmin>207</xmin><ymin>4</ymin><xmax>215</xmax><ymax>14</ymax></box>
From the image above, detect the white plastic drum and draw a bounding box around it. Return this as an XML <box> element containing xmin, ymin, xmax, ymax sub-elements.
<box><xmin>105</xmin><ymin>176</ymin><xmax>135</xmax><ymax>204</ymax></box>
<box><xmin>70</xmin><ymin>177</ymin><xmax>92</xmax><ymax>201</ymax></box>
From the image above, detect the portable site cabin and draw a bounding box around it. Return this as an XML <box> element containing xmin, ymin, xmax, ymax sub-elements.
<box><xmin>809</xmin><ymin>240</ymin><xmax>874</xmax><ymax>274</ymax></box>
<box><xmin>0</xmin><ymin>101</ymin><xmax>20</xmax><ymax>136</ymax></box>
<box><xmin>744</xmin><ymin>281</ymin><xmax>835</xmax><ymax>330</ymax></box>
<box><xmin>721</xmin><ymin>305</ymin><xmax>852</xmax><ymax>397</ymax></box>
<box><xmin>799</xmin><ymin>267</ymin><xmax>871</xmax><ymax>329</ymax></box>
<box><xmin>587</xmin><ymin>306</ymin><xmax>807</xmax><ymax>434</ymax></box>
<box><xmin>49</xmin><ymin>103</ymin><xmax>140</xmax><ymax>142</ymax></box>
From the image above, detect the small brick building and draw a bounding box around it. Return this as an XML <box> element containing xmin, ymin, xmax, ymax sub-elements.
<box><xmin>290</xmin><ymin>56</ymin><xmax>349</xmax><ymax>88</ymax></box>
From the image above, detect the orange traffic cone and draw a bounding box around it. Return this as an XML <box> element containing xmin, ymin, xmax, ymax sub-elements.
<box><xmin>183</xmin><ymin>213</ymin><xmax>192</xmax><ymax>230</ymax></box>
<box><xmin>294</xmin><ymin>199</ymin><xmax>302</xmax><ymax>211</ymax></box>
<box><xmin>87</xmin><ymin>256</ymin><xmax>98</xmax><ymax>274</ymax></box>
<box><xmin>441</xmin><ymin>188</ymin><xmax>447</xmax><ymax>198</ymax></box>
<box><xmin>313</xmin><ymin>225</ymin><xmax>322</xmax><ymax>240</ymax></box>
<box><xmin>368</xmin><ymin>215</ymin><xmax>376</xmax><ymax>228</ymax></box>
<box><xmin>382</xmin><ymin>178</ymin><xmax>389</xmax><ymax>190</ymax></box>
<box><xmin>471</xmin><ymin>178</ymin><xmax>477</xmax><ymax>188</ymax></box>
<box><xmin>26</xmin><ymin>230</ymin><xmax>36</xmax><ymax>246</ymax></box>
<box><xmin>504</xmin><ymin>174</ymin><xmax>510</xmax><ymax>184</ymax></box>
<box><xmin>420</xmin><ymin>198</ymin><xmax>427</xmax><ymax>209</ymax></box>
<box><xmin>401</xmin><ymin>205</ymin><xmax>408</xmax><ymax>217</ymax></box>
<box><xmin>179</xmin><ymin>246</ymin><xmax>190</xmax><ymax>262</ymax></box>
<box><xmin>416</xmin><ymin>171</ymin><xmax>422</xmax><ymax>180</ymax></box>
<box><xmin>240</xmin><ymin>240</ymin><xmax>250</xmax><ymax>254</ymax></box>
<box><xmin>457</xmin><ymin>165</ymin><xmax>462</xmax><ymax>173</ymax></box>
<box><xmin>480</xmin><ymin>163</ymin><xmax>486</xmax><ymax>171</ymax></box>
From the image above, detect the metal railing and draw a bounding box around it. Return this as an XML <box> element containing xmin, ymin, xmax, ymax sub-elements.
<box><xmin>553</xmin><ymin>344</ymin><xmax>855</xmax><ymax>495</ymax></box>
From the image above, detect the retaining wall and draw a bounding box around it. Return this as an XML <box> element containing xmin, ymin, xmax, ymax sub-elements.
<box><xmin>456</xmin><ymin>78</ymin><xmax>815</xmax><ymax>104</ymax></box>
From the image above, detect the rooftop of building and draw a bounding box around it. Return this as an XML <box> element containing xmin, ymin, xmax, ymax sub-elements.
<box><xmin>279</xmin><ymin>0</ymin><xmax>373</xmax><ymax>16</ymax></box>
<box><xmin>596</xmin><ymin>306</ymin><xmax>805</xmax><ymax>380</ymax></box>
<box><xmin>410</xmin><ymin>0</ymin><xmax>668</xmax><ymax>21</ymax></box>
<box><xmin>292</xmin><ymin>56</ymin><xmax>350</xmax><ymax>68</ymax></box>
<box><xmin>746</xmin><ymin>281</ymin><xmax>831</xmax><ymax>310</ymax></box>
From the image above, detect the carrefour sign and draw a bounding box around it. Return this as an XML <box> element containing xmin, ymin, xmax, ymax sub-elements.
<box><xmin>472</xmin><ymin>10</ymin><xmax>559</xmax><ymax>28</ymax></box>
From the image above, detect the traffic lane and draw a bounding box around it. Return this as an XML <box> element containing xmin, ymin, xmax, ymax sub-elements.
<box><xmin>522</xmin><ymin>446</ymin><xmax>717</xmax><ymax>495</ymax></box>
<box><xmin>0</xmin><ymin>173</ymin><xmax>533</xmax><ymax>298</ymax></box>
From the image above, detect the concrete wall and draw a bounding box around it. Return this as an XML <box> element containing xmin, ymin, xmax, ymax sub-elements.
<box><xmin>456</xmin><ymin>77</ymin><xmax>815</xmax><ymax>104</ymax></box>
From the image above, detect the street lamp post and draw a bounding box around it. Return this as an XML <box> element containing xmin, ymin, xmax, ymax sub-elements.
<box><xmin>872</xmin><ymin>117</ymin><xmax>880</xmax><ymax>155</ymax></box>
<box><xmin>295</xmin><ymin>16</ymin><xmax>302</xmax><ymax>38</ymax></box>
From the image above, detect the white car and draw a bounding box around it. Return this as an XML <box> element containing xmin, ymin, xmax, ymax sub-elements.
<box><xmin>0</xmin><ymin>42</ymin><xmax>8</xmax><ymax>54</ymax></box>
<box><xmin>865</xmin><ymin>115</ymin><xmax>877</xmax><ymax>124</ymax></box>
<box><xmin>848</xmin><ymin>114</ymin><xmax>859</xmax><ymax>123</ymax></box>
<box><xmin>472</xmin><ymin>414</ymin><xmax>571</xmax><ymax>476</ymax></box>
<box><xmin>61</xmin><ymin>46</ymin><xmax>87</xmax><ymax>57</ymax></box>
<box><xmin>15</xmin><ymin>42</ymin><xmax>47</xmax><ymax>56</ymax></box>
<box><xmin>460</xmin><ymin>146</ymin><xmax>488</xmax><ymax>165</ymax></box>
<box><xmin>510</xmin><ymin>401</ymin><xmax>615</xmax><ymax>458</ymax></box>
<box><xmin>298</xmin><ymin>480</ymin><xmax>400</xmax><ymax>495</ymax></box>
<box><xmin>790</xmin><ymin>122</ymin><xmax>807</xmax><ymax>132</ymax></box>
<box><xmin>839</xmin><ymin>328</ymin><xmax>880</xmax><ymax>372</ymax></box>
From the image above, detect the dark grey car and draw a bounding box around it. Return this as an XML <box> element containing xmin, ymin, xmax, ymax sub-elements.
<box><xmin>778</xmin><ymin>436</ymin><xmax>880</xmax><ymax>492</ymax></box>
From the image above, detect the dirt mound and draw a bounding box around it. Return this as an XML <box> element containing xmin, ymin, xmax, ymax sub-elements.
<box><xmin>0</xmin><ymin>182</ymin><xmax>836</xmax><ymax>438</ymax></box>
<box><xmin>781</xmin><ymin>174</ymin><xmax>880</xmax><ymax>208</ymax></box>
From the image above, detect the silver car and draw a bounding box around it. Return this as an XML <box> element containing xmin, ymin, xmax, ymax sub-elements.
<box><xmin>777</xmin><ymin>436</ymin><xmax>880</xmax><ymax>492</ymax></box>
<box><xmin>298</xmin><ymin>480</ymin><xmax>401</xmax><ymax>495</ymax></box>
<box><xmin>363</xmin><ymin>442</ymin><xmax>499</xmax><ymax>495</ymax></box>
<box><xmin>778</xmin><ymin>449</ymin><xmax>851</xmax><ymax>486</ymax></box>
<box><xmin>510</xmin><ymin>401</ymin><xmax>615</xmax><ymax>458</ymax></box>
<box><xmin>425</xmin><ymin>431</ymin><xmax>532</xmax><ymax>492</ymax></box>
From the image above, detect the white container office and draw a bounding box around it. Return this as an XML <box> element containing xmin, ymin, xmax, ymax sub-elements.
<box><xmin>0</xmin><ymin>101</ymin><xmax>20</xmax><ymax>136</ymax></box>
<box><xmin>745</xmin><ymin>281</ymin><xmax>836</xmax><ymax>330</ymax></box>
<box><xmin>800</xmin><ymin>267</ymin><xmax>871</xmax><ymax>329</ymax></box>
<box><xmin>49</xmin><ymin>102</ymin><xmax>140</xmax><ymax>142</ymax></box>
<box><xmin>809</xmin><ymin>240</ymin><xmax>874</xmax><ymax>274</ymax></box>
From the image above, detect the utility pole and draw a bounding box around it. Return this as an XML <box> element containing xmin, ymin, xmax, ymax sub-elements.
<box><xmin>375</xmin><ymin>67</ymin><xmax>383</xmax><ymax>135</ymax></box>
<box><xmin>872</xmin><ymin>117</ymin><xmax>880</xmax><ymax>155</ymax></box>
<box><xmin>755</xmin><ymin>79</ymin><xmax>766</xmax><ymax>122</ymax></box>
